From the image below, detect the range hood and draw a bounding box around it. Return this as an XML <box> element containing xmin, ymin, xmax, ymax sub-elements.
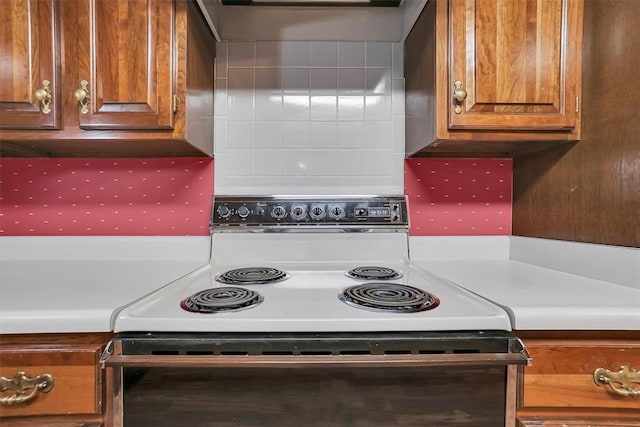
<box><xmin>221</xmin><ymin>0</ymin><xmax>401</xmax><ymax>6</ymax></box>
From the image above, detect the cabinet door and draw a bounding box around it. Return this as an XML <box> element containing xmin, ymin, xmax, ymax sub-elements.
<box><xmin>448</xmin><ymin>0</ymin><xmax>582</xmax><ymax>131</ymax></box>
<box><xmin>0</xmin><ymin>0</ymin><xmax>60</xmax><ymax>130</ymax></box>
<box><xmin>75</xmin><ymin>0</ymin><xmax>174</xmax><ymax>130</ymax></box>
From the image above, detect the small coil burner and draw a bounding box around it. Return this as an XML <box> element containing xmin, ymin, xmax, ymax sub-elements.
<box><xmin>346</xmin><ymin>266</ymin><xmax>402</xmax><ymax>281</ymax></box>
<box><xmin>180</xmin><ymin>287</ymin><xmax>264</xmax><ymax>313</ymax></box>
<box><xmin>339</xmin><ymin>283</ymin><xmax>439</xmax><ymax>313</ymax></box>
<box><xmin>215</xmin><ymin>267</ymin><xmax>289</xmax><ymax>285</ymax></box>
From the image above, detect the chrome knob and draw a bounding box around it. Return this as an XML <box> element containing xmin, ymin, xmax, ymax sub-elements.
<box><xmin>328</xmin><ymin>205</ymin><xmax>345</xmax><ymax>220</ymax></box>
<box><xmin>291</xmin><ymin>205</ymin><xmax>306</xmax><ymax>221</ymax></box>
<box><xmin>310</xmin><ymin>205</ymin><xmax>325</xmax><ymax>220</ymax></box>
<box><xmin>271</xmin><ymin>206</ymin><xmax>286</xmax><ymax>219</ymax></box>
<box><xmin>217</xmin><ymin>205</ymin><xmax>230</xmax><ymax>219</ymax></box>
<box><xmin>237</xmin><ymin>206</ymin><xmax>250</xmax><ymax>218</ymax></box>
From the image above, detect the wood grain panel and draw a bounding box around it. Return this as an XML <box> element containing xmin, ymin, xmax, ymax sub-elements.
<box><xmin>0</xmin><ymin>0</ymin><xmax>60</xmax><ymax>129</ymax></box>
<box><xmin>182</xmin><ymin>0</ymin><xmax>215</xmax><ymax>153</ymax></box>
<box><xmin>77</xmin><ymin>0</ymin><xmax>174</xmax><ymax>129</ymax></box>
<box><xmin>518</xmin><ymin>415</ymin><xmax>640</xmax><ymax>427</ymax></box>
<box><xmin>0</xmin><ymin>333</ymin><xmax>111</xmax><ymax>418</ymax></box>
<box><xmin>0</xmin><ymin>418</ymin><xmax>102</xmax><ymax>427</ymax></box>
<box><xmin>513</xmin><ymin>0</ymin><xmax>640</xmax><ymax>248</ymax></box>
<box><xmin>450</xmin><ymin>0</ymin><xmax>574</xmax><ymax>126</ymax></box>
<box><xmin>0</xmin><ymin>365</ymin><xmax>98</xmax><ymax>416</ymax></box>
<box><xmin>404</xmin><ymin>0</ymin><xmax>583</xmax><ymax>157</ymax></box>
<box><xmin>521</xmin><ymin>338</ymin><xmax>640</xmax><ymax>410</ymax></box>
<box><xmin>0</xmin><ymin>0</ymin><xmax>214</xmax><ymax>157</ymax></box>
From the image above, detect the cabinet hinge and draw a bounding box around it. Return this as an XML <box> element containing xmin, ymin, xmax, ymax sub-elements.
<box><xmin>575</xmin><ymin>96</ymin><xmax>580</xmax><ymax>113</ymax></box>
<box><xmin>173</xmin><ymin>93</ymin><xmax>179</xmax><ymax>114</ymax></box>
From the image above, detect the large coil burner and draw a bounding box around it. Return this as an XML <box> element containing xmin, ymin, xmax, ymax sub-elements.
<box><xmin>215</xmin><ymin>267</ymin><xmax>289</xmax><ymax>285</ymax></box>
<box><xmin>339</xmin><ymin>283</ymin><xmax>439</xmax><ymax>313</ymax></box>
<box><xmin>346</xmin><ymin>266</ymin><xmax>402</xmax><ymax>281</ymax></box>
<box><xmin>180</xmin><ymin>287</ymin><xmax>264</xmax><ymax>313</ymax></box>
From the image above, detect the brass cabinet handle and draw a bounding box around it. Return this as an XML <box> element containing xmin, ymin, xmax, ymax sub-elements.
<box><xmin>74</xmin><ymin>79</ymin><xmax>90</xmax><ymax>115</ymax></box>
<box><xmin>453</xmin><ymin>80</ymin><xmax>467</xmax><ymax>114</ymax></box>
<box><xmin>0</xmin><ymin>371</ymin><xmax>54</xmax><ymax>406</ymax></box>
<box><xmin>594</xmin><ymin>365</ymin><xmax>640</xmax><ymax>398</ymax></box>
<box><xmin>34</xmin><ymin>80</ymin><xmax>53</xmax><ymax>114</ymax></box>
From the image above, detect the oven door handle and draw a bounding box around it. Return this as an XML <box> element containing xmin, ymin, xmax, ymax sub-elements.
<box><xmin>101</xmin><ymin>352</ymin><xmax>529</xmax><ymax>368</ymax></box>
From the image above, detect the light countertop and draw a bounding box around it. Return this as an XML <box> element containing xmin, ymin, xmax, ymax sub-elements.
<box><xmin>0</xmin><ymin>236</ymin><xmax>210</xmax><ymax>334</ymax></box>
<box><xmin>1</xmin><ymin>235</ymin><xmax>638</xmax><ymax>334</ymax></box>
<box><xmin>410</xmin><ymin>236</ymin><xmax>640</xmax><ymax>331</ymax></box>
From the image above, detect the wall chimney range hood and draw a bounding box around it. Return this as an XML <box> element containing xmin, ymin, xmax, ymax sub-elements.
<box><xmin>221</xmin><ymin>0</ymin><xmax>401</xmax><ymax>6</ymax></box>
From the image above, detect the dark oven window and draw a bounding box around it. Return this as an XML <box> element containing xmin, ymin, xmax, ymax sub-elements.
<box><xmin>123</xmin><ymin>366</ymin><xmax>507</xmax><ymax>426</ymax></box>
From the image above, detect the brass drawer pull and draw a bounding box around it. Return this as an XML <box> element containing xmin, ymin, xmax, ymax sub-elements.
<box><xmin>74</xmin><ymin>80</ymin><xmax>90</xmax><ymax>115</ymax></box>
<box><xmin>453</xmin><ymin>80</ymin><xmax>467</xmax><ymax>114</ymax></box>
<box><xmin>0</xmin><ymin>371</ymin><xmax>54</xmax><ymax>405</ymax></box>
<box><xmin>594</xmin><ymin>365</ymin><xmax>640</xmax><ymax>397</ymax></box>
<box><xmin>34</xmin><ymin>80</ymin><xmax>53</xmax><ymax>114</ymax></box>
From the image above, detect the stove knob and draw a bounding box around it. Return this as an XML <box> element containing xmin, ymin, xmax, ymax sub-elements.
<box><xmin>237</xmin><ymin>205</ymin><xmax>250</xmax><ymax>219</ymax></box>
<box><xmin>291</xmin><ymin>205</ymin><xmax>307</xmax><ymax>221</ymax></box>
<box><xmin>309</xmin><ymin>205</ymin><xmax>325</xmax><ymax>220</ymax></box>
<box><xmin>328</xmin><ymin>204</ymin><xmax>345</xmax><ymax>220</ymax></box>
<box><xmin>271</xmin><ymin>205</ymin><xmax>286</xmax><ymax>219</ymax></box>
<box><xmin>217</xmin><ymin>205</ymin><xmax>230</xmax><ymax>219</ymax></box>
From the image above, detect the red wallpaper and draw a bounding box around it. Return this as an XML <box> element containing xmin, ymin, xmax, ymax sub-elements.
<box><xmin>0</xmin><ymin>158</ymin><xmax>213</xmax><ymax>236</ymax></box>
<box><xmin>0</xmin><ymin>158</ymin><xmax>510</xmax><ymax>236</ymax></box>
<box><xmin>404</xmin><ymin>158</ymin><xmax>512</xmax><ymax>236</ymax></box>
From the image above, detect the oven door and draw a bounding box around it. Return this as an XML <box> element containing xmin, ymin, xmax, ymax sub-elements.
<box><xmin>102</xmin><ymin>332</ymin><xmax>529</xmax><ymax>427</ymax></box>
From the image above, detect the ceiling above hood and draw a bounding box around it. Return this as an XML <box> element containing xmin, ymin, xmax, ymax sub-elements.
<box><xmin>221</xmin><ymin>0</ymin><xmax>401</xmax><ymax>6</ymax></box>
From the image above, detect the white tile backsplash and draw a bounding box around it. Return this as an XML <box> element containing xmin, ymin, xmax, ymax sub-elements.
<box><xmin>310</xmin><ymin>68</ymin><xmax>338</xmax><ymax>93</ymax></box>
<box><xmin>254</xmin><ymin>121</ymin><xmax>282</xmax><ymax>149</ymax></box>
<box><xmin>227</xmin><ymin>41</ymin><xmax>255</xmax><ymax>68</ymax></box>
<box><xmin>310</xmin><ymin>96</ymin><xmax>338</xmax><ymax>121</ymax></box>
<box><xmin>338</xmin><ymin>69</ymin><xmax>365</xmax><ymax>93</ymax></box>
<box><xmin>283</xmin><ymin>95</ymin><xmax>310</xmax><ymax>121</ymax></box>
<box><xmin>338</xmin><ymin>42</ymin><xmax>365</xmax><ymax>67</ymax></box>
<box><xmin>256</xmin><ymin>41</ymin><xmax>282</xmax><ymax>67</ymax></box>
<box><xmin>310</xmin><ymin>42</ymin><xmax>338</xmax><ymax>67</ymax></box>
<box><xmin>282</xmin><ymin>41</ymin><xmax>311</xmax><ymax>67</ymax></box>
<box><xmin>215</xmin><ymin>40</ymin><xmax>404</xmax><ymax>195</ymax></box>
<box><xmin>366</xmin><ymin>43</ymin><xmax>393</xmax><ymax>67</ymax></box>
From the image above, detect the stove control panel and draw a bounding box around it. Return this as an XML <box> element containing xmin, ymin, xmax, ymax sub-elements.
<box><xmin>211</xmin><ymin>196</ymin><xmax>408</xmax><ymax>230</ymax></box>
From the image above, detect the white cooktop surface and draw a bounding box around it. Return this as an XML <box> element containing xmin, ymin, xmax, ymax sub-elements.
<box><xmin>114</xmin><ymin>233</ymin><xmax>512</xmax><ymax>332</ymax></box>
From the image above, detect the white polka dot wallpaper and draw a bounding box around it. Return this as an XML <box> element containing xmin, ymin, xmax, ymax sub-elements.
<box><xmin>404</xmin><ymin>159</ymin><xmax>512</xmax><ymax>235</ymax></box>
<box><xmin>0</xmin><ymin>158</ymin><xmax>214</xmax><ymax>236</ymax></box>
<box><xmin>0</xmin><ymin>157</ymin><xmax>510</xmax><ymax>236</ymax></box>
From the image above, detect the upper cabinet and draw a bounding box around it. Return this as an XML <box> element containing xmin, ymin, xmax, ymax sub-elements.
<box><xmin>0</xmin><ymin>0</ymin><xmax>215</xmax><ymax>157</ymax></box>
<box><xmin>75</xmin><ymin>0</ymin><xmax>175</xmax><ymax>131</ymax></box>
<box><xmin>405</xmin><ymin>0</ymin><xmax>584</xmax><ymax>157</ymax></box>
<box><xmin>0</xmin><ymin>0</ymin><xmax>61</xmax><ymax>130</ymax></box>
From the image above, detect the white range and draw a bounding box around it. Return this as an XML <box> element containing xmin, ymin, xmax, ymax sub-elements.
<box><xmin>113</xmin><ymin>196</ymin><xmax>511</xmax><ymax>333</ymax></box>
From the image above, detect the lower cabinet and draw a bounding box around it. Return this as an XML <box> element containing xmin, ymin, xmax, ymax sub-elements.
<box><xmin>0</xmin><ymin>333</ymin><xmax>112</xmax><ymax>427</ymax></box>
<box><xmin>517</xmin><ymin>331</ymin><xmax>640</xmax><ymax>427</ymax></box>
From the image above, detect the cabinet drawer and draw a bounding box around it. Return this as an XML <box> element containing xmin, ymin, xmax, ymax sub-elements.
<box><xmin>522</xmin><ymin>341</ymin><xmax>640</xmax><ymax>409</ymax></box>
<box><xmin>0</xmin><ymin>334</ymin><xmax>109</xmax><ymax>417</ymax></box>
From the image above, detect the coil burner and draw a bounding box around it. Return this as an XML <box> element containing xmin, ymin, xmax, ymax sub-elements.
<box><xmin>339</xmin><ymin>283</ymin><xmax>439</xmax><ymax>313</ymax></box>
<box><xmin>180</xmin><ymin>287</ymin><xmax>264</xmax><ymax>313</ymax></box>
<box><xmin>346</xmin><ymin>266</ymin><xmax>402</xmax><ymax>281</ymax></box>
<box><xmin>215</xmin><ymin>267</ymin><xmax>289</xmax><ymax>285</ymax></box>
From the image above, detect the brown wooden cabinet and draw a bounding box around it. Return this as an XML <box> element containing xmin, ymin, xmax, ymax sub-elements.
<box><xmin>0</xmin><ymin>0</ymin><xmax>61</xmax><ymax>130</ymax></box>
<box><xmin>405</xmin><ymin>0</ymin><xmax>584</xmax><ymax>157</ymax></box>
<box><xmin>0</xmin><ymin>0</ymin><xmax>215</xmax><ymax>157</ymax></box>
<box><xmin>0</xmin><ymin>333</ymin><xmax>112</xmax><ymax>427</ymax></box>
<box><xmin>517</xmin><ymin>332</ymin><xmax>640</xmax><ymax>427</ymax></box>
